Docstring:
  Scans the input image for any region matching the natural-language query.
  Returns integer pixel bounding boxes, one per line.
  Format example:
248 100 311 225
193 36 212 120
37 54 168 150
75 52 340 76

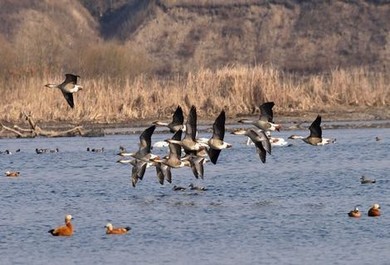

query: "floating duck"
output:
5 171 20 177
173 185 186 191
36 148 59 154
87 147 104 152
368 204 381 217
105 223 131 235
348 207 361 218
360 176 376 184
188 183 208 191
48 215 73 236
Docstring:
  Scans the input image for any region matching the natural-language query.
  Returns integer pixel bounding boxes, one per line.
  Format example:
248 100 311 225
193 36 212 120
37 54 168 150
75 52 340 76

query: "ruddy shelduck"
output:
348 207 361 218
105 223 131 235
5 171 20 177
48 215 74 236
368 204 381 217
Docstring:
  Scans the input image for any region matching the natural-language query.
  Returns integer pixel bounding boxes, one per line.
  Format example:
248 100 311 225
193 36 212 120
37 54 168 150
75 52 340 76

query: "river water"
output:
0 126 389 265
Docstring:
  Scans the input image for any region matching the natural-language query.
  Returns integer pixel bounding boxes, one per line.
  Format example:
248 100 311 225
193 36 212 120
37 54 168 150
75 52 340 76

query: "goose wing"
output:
170 106 184 129
61 91 74 108
185 106 197 141
207 148 221 165
212 110 226 140
138 125 156 156
308 115 322 138
259 102 275 122
64 74 79 85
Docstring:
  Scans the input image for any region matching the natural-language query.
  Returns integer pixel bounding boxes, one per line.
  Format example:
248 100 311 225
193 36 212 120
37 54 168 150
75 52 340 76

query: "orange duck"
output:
105 223 131 235
368 204 381 217
5 171 20 177
348 207 361 218
48 215 74 236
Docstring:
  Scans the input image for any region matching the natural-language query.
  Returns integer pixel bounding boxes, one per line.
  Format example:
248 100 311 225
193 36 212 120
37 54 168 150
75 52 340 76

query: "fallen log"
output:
0 112 85 138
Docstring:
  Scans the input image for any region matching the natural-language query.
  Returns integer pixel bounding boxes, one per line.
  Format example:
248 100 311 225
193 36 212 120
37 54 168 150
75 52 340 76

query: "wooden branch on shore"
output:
0 112 85 138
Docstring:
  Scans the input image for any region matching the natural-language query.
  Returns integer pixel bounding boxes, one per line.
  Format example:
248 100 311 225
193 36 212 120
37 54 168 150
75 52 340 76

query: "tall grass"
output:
1 65 388 124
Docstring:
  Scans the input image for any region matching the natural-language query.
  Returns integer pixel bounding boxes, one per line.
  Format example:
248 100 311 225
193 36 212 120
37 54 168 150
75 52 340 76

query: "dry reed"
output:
1 65 388 124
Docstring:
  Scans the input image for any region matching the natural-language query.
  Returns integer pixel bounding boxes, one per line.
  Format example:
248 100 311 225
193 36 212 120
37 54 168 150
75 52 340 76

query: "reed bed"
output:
1 65 388 124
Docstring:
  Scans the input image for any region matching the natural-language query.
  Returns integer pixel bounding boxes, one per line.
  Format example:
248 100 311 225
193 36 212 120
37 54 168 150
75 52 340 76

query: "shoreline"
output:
1 110 389 139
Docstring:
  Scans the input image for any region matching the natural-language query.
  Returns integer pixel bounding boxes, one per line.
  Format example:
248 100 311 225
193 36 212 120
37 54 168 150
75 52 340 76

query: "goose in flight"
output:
166 105 203 153
288 115 334 146
238 102 281 132
153 105 185 133
45 74 83 108
232 128 271 163
207 110 232 164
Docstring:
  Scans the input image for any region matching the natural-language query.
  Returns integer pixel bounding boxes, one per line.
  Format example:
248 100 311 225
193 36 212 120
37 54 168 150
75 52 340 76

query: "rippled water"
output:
0 127 389 265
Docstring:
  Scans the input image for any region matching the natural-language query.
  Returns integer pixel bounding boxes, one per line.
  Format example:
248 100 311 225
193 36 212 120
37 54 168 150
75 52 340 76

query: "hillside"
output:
0 0 388 76
82 0 390 74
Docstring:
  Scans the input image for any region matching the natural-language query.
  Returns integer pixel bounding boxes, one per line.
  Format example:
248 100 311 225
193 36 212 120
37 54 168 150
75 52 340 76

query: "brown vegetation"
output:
1 66 388 124
0 0 389 125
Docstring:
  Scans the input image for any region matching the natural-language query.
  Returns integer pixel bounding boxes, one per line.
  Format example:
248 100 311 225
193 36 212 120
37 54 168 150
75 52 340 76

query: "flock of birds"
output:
2 73 383 236
115 99 342 189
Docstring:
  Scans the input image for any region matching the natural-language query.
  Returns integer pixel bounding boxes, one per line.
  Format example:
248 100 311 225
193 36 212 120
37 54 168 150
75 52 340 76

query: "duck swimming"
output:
368 204 381 217
348 207 361 218
360 176 376 184
5 171 20 177
48 215 74 236
104 223 131 235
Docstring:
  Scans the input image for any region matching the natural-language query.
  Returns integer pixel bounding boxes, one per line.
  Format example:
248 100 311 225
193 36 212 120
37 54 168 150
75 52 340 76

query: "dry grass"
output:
1 65 389 124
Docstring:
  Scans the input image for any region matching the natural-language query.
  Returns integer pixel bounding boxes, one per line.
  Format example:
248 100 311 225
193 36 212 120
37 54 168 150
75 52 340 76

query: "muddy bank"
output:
1 108 389 139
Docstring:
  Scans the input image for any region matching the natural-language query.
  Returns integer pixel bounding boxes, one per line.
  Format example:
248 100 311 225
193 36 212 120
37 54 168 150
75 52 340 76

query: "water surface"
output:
0 127 389 264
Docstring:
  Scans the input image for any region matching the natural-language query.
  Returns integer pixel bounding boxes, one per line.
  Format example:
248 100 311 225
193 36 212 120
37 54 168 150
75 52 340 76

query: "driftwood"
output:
0 112 85 138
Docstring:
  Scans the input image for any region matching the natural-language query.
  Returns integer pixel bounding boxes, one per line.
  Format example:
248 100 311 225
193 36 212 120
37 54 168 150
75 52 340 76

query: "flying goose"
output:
166 106 203 153
207 110 232 164
48 215 73 236
152 130 190 169
182 154 207 179
288 135 335 145
130 125 157 162
153 105 185 133
288 115 334 146
45 74 83 108
124 125 156 187
232 128 271 163
238 102 281 132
